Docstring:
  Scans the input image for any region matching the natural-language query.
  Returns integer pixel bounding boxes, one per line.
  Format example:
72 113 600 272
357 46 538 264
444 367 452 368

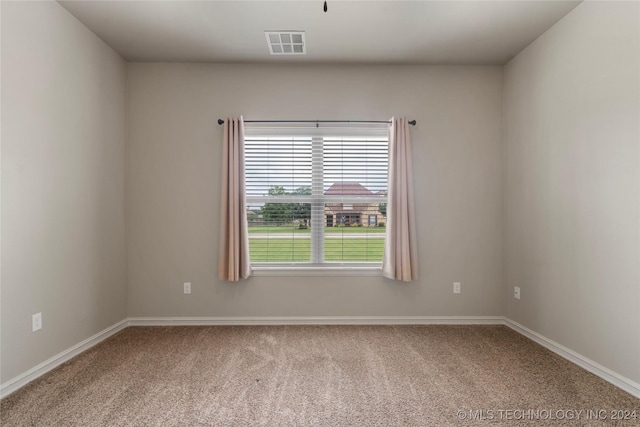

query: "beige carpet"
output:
1 325 638 426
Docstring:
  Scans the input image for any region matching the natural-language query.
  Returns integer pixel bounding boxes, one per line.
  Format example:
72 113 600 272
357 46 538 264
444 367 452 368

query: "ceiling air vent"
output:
265 31 306 55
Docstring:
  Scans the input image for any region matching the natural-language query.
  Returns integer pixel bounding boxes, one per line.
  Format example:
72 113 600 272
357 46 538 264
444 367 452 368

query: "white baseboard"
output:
504 318 640 399
127 315 505 326
0 319 129 399
3 316 638 401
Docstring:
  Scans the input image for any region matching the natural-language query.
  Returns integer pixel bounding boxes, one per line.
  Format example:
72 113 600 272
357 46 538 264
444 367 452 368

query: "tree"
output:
291 186 311 196
290 186 311 227
268 185 287 196
378 191 387 217
260 185 311 226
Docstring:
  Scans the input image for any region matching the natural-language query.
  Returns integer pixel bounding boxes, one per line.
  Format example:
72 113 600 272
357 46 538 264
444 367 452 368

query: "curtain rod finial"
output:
218 119 224 125
408 120 416 126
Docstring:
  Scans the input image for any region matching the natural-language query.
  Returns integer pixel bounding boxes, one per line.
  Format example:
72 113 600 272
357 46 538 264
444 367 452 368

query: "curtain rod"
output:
217 119 416 126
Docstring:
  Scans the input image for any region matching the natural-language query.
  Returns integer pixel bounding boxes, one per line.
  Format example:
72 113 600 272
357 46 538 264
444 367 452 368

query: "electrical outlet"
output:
183 282 191 294
32 312 42 332
453 282 461 294
514 286 521 300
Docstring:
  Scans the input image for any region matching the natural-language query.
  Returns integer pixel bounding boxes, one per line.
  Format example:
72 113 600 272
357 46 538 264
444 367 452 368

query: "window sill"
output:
251 265 383 277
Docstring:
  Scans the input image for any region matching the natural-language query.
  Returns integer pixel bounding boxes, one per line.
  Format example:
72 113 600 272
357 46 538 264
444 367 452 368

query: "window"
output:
244 124 388 270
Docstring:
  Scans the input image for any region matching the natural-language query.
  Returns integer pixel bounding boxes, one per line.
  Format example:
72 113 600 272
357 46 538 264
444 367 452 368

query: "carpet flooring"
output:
1 325 638 426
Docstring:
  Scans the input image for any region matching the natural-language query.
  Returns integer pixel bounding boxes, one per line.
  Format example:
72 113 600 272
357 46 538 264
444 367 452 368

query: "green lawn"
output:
249 238 384 262
248 225 385 234
325 238 384 261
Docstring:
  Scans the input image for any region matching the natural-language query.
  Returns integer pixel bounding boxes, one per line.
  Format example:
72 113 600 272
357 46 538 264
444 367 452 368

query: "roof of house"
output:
324 182 373 196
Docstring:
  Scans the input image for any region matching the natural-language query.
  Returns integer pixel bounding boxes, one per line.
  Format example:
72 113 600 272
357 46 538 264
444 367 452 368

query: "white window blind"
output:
244 125 388 267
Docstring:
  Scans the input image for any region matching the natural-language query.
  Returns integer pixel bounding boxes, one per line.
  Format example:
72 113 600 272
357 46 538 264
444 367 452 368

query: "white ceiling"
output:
58 0 582 65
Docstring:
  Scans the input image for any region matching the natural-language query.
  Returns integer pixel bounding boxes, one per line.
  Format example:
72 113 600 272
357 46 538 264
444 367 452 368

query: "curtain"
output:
219 116 251 281
382 117 418 281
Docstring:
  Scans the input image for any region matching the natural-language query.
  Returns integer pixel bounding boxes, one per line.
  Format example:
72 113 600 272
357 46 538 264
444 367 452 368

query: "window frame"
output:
244 123 388 276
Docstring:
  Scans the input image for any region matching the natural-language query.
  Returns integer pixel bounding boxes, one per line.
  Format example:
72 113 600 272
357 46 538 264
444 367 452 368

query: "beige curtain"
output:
383 117 418 281
219 116 251 281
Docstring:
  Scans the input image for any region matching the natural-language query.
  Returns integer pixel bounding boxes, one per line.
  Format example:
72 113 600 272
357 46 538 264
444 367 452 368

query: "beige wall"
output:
1 2 127 382
126 64 504 318
504 1 640 383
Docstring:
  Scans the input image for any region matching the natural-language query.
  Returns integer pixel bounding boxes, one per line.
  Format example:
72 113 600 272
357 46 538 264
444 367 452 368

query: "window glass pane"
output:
323 137 388 195
245 137 312 198
247 202 311 262
324 203 385 262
